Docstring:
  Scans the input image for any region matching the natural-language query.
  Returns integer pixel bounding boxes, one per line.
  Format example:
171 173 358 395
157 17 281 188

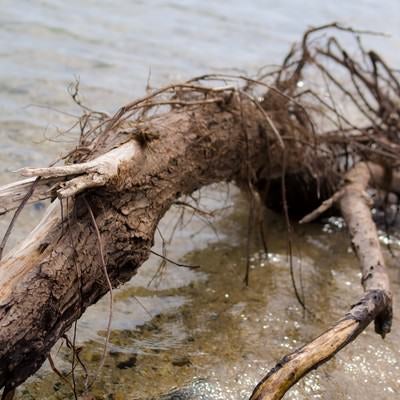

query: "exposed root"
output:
47 354 75 393
250 291 390 400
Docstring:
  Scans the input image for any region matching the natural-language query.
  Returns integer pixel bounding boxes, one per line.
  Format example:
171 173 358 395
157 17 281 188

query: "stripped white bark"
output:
339 163 392 301
0 140 142 302
0 141 142 217
17 141 141 198
0 200 62 303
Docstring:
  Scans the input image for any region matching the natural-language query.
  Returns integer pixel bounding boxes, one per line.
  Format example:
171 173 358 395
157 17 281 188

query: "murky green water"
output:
1 1 400 399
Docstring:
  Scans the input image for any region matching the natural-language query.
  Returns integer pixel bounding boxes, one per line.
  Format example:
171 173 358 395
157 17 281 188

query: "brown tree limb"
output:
249 161 393 400
0 94 290 393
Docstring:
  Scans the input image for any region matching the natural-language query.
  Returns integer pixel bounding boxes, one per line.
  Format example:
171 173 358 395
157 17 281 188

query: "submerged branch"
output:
249 162 393 400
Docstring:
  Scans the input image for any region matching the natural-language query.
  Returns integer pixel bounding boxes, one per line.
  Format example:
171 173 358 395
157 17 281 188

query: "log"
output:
1 24 400 399
0 93 292 393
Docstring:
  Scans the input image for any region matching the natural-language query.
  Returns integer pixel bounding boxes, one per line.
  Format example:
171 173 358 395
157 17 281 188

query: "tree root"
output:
249 162 395 400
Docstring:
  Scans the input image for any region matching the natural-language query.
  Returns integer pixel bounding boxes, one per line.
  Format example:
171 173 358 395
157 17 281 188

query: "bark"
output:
0 94 293 393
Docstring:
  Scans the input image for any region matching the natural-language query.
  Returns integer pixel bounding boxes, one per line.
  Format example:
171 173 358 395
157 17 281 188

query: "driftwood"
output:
249 162 399 400
0 24 400 399
0 93 294 395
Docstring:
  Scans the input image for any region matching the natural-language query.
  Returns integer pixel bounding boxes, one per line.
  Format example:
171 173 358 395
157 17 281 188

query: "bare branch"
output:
250 162 393 400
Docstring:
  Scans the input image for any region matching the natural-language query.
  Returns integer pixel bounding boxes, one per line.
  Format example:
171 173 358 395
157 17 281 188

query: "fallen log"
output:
0 91 296 394
1 24 400 399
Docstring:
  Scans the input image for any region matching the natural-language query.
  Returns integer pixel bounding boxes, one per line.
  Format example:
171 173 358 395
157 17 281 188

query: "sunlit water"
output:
1 1 400 399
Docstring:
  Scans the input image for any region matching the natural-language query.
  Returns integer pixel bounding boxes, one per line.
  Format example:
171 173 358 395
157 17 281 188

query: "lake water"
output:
1 1 400 399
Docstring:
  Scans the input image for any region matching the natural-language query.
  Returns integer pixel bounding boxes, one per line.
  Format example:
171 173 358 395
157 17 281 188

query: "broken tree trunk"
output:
0 93 296 392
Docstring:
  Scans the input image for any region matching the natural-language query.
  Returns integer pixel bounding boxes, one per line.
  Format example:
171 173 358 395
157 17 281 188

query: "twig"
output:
47 354 75 392
149 249 200 269
0 177 41 261
83 197 113 388
299 189 344 224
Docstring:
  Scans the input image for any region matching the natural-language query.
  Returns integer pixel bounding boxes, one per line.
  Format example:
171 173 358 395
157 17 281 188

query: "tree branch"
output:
250 162 393 400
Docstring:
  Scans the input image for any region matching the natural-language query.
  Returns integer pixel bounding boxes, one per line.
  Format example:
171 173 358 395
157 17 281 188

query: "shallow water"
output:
1 1 400 399
16 193 400 400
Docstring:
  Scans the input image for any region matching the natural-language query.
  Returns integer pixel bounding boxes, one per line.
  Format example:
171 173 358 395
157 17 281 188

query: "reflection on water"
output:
1 1 400 399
